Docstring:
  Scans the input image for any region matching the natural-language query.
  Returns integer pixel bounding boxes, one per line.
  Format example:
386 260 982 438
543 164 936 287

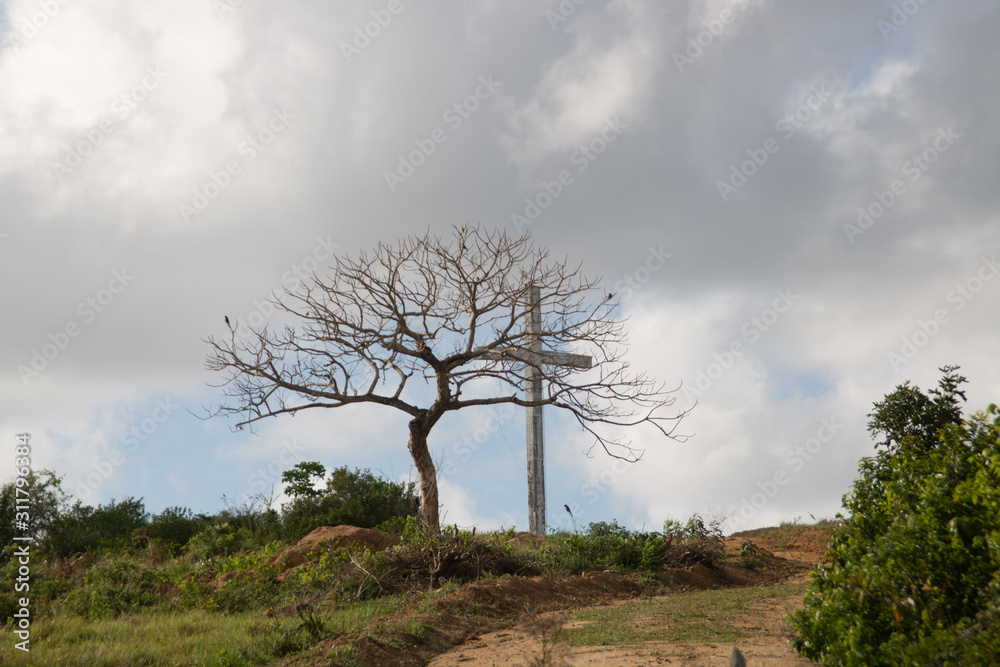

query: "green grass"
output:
560 582 809 648
0 596 410 667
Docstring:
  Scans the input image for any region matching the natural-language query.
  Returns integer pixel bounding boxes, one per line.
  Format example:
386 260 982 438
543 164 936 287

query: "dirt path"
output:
427 530 828 667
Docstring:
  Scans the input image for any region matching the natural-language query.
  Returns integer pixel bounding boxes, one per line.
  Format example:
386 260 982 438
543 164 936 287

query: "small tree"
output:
46 497 149 558
0 469 67 565
206 225 687 532
867 364 967 453
792 369 1000 664
281 461 327 500
281 464 417 539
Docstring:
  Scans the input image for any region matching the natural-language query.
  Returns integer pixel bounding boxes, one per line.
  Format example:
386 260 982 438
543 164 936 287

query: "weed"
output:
523 612 570 666
740 539 764 570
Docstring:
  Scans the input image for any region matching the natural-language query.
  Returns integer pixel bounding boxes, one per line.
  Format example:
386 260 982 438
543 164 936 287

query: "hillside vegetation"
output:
3 365 999 665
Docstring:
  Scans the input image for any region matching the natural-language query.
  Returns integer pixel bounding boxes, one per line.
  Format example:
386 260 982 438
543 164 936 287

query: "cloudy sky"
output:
2 0 998 535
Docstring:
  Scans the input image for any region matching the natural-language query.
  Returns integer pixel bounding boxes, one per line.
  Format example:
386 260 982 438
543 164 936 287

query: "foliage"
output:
60 558 169 618
219 492 284 544
867 364 967 454
46 497 149 558
739 539 763 570
281 461 327 500
185 522 262 561
542 516 723 574
281 465 418 541
146 506 210 556
0 551 74 622
219 541 285 574
792 396 1000 665
0 469 68 565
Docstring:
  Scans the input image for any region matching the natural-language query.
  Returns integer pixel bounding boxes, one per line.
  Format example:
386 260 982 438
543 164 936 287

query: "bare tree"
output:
205 225 687 533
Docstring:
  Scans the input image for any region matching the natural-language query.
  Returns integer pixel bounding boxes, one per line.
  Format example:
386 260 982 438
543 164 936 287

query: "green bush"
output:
792 384 1000 664
61 559 168 618
541 517 722 574
0 548 74 621
185 522 261 561
46 497 149 558
147 506 209 556
281 464 418 541
739 539 763 570
0 469 67 566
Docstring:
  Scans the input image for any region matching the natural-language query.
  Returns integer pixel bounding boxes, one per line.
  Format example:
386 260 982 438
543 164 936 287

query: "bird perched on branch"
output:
224 315 231 328
564 504 573 518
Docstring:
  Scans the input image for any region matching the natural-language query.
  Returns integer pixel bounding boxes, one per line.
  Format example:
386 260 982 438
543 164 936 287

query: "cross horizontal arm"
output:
479 348 593 369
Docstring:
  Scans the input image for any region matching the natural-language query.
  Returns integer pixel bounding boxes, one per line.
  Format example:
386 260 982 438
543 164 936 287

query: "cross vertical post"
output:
479 285 593 537
525 285 545 536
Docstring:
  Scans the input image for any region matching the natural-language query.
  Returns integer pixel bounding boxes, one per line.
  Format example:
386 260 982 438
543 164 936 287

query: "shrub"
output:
541 517 723 574
46 497 149 558
281 464 418 541
739 539 763 570
185 522 261 561
792 396 1000 665
147 506 209 556
0 549 74 622
0 469 67 565
60 559 168 618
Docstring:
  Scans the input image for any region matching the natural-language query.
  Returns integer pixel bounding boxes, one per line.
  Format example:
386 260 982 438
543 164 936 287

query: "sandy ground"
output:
426 530 828 666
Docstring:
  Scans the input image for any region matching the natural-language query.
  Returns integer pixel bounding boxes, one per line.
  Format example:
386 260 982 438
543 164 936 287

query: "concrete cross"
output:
481 285 592 535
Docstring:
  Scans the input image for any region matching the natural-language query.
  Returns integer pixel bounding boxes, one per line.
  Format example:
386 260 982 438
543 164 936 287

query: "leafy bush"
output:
211 574 282 614
739 539 763 570
0 469 67 565
60 559 168 618
792 374 1000 664
541 516 723 574
219 541 286 574
46 497 149 558
185 522 262 561
0 548 74 621
146 506 209 556
281 464 418 541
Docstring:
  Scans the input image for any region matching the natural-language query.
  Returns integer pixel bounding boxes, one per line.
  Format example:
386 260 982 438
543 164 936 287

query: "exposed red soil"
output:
262 525 400 580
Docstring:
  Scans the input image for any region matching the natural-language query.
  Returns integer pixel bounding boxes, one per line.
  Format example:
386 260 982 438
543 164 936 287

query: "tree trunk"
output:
408 418 440 533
